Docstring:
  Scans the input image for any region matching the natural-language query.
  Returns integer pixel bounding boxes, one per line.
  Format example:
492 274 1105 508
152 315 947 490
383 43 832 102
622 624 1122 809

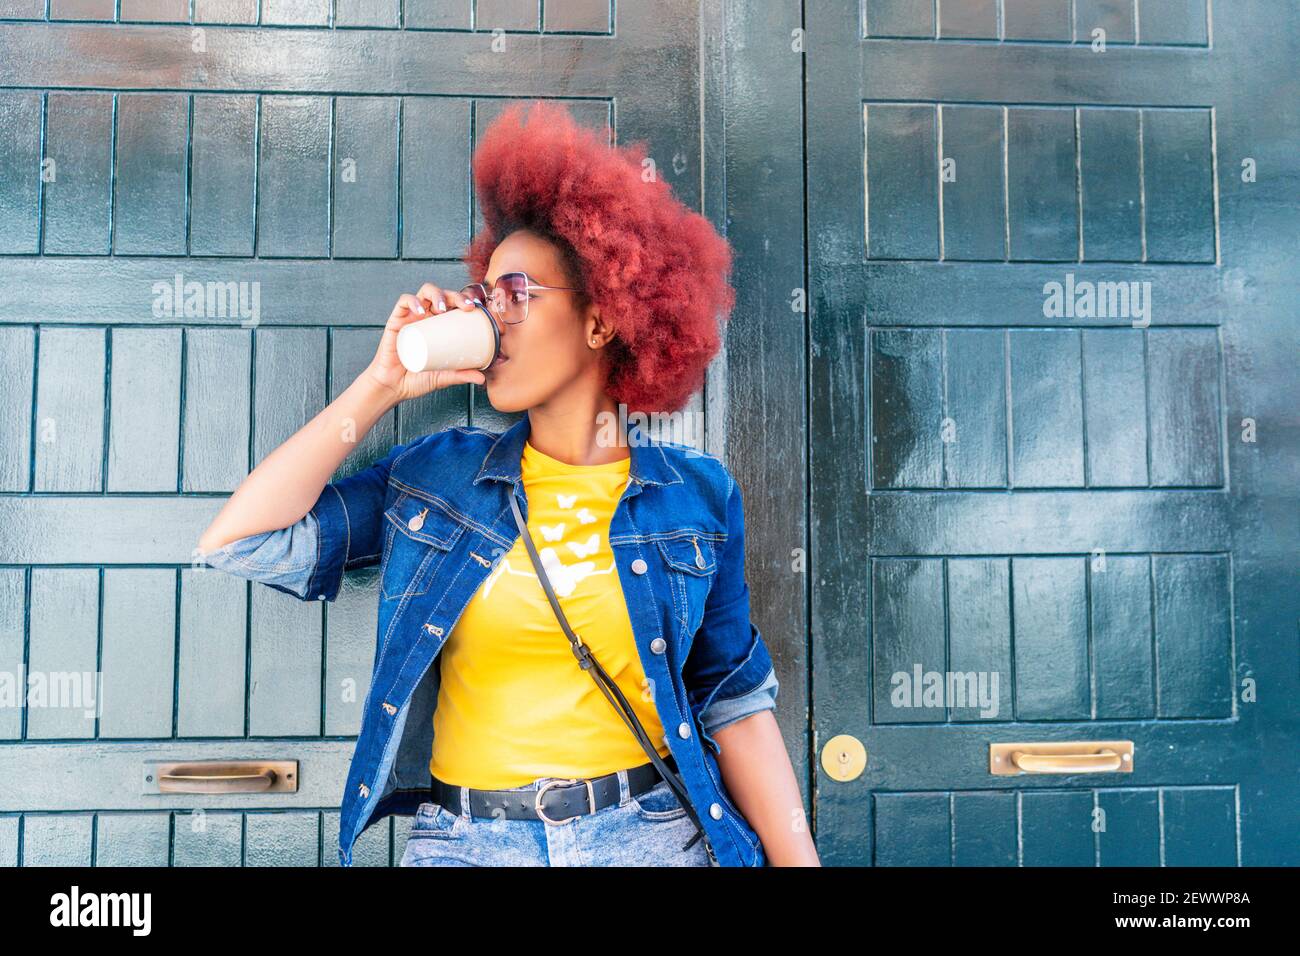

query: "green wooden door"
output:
808 0 1298 865
0 0 731 866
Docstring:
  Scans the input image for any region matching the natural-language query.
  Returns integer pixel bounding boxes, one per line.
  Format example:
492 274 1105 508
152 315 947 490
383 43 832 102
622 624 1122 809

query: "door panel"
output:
810 0 1298 865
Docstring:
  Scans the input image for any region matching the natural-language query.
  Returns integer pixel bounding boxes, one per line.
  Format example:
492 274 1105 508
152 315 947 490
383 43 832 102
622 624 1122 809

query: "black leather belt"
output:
430 755 677 825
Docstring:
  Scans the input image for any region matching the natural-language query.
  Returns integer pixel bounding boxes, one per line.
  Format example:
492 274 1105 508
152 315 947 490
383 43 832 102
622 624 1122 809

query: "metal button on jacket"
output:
631 558 648 574
677 722 691 738
710 803 723 820
650 637 666 654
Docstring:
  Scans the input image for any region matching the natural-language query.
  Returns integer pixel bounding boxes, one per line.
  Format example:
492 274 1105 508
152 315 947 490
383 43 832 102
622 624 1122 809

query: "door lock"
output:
820 734 867 781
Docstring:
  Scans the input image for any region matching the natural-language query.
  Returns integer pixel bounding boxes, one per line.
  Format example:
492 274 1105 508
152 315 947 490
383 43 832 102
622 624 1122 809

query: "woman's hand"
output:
365 282 487 406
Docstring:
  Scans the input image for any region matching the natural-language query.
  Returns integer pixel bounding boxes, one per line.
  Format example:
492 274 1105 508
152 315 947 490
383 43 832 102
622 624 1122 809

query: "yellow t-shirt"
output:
428 438 672 788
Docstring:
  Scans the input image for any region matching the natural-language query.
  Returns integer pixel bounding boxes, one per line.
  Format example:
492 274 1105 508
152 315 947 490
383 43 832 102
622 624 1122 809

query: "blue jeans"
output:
399 770 714 867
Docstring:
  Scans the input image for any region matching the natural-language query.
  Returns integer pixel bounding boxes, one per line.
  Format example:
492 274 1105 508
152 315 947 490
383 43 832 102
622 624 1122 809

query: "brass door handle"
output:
989 741 1133 775
1011 750 1121 773
160 769 276 793
142 760 299 794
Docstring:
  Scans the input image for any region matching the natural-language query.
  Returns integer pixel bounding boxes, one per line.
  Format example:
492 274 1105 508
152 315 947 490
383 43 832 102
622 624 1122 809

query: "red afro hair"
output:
463 100 736 416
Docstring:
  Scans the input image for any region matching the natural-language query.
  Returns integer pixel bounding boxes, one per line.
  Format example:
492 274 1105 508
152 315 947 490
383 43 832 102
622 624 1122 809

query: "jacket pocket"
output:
654 533 719 576
379 492 464 601
654 532 721 652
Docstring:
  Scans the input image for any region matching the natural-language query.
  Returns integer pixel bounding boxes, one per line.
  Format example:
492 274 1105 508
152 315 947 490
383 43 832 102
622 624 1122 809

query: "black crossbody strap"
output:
509 491 715 860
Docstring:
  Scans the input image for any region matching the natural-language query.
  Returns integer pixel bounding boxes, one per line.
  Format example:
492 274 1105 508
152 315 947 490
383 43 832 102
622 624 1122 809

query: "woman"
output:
198 100 817 867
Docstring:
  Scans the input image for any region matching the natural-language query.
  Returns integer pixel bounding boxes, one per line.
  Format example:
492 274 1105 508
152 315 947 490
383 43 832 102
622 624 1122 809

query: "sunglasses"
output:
460 271 581 326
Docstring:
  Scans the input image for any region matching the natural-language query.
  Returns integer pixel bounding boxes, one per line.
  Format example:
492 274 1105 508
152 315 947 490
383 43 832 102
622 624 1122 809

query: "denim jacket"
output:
201 414 780 866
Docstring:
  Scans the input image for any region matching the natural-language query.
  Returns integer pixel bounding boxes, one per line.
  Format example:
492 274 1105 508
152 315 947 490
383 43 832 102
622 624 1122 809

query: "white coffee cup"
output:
396 305 500 373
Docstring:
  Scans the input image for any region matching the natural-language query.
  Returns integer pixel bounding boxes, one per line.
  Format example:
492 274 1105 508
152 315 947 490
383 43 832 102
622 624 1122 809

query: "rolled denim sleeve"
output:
699 666 779 739
200 436 422 602
686 472 780 746
200 512 322 600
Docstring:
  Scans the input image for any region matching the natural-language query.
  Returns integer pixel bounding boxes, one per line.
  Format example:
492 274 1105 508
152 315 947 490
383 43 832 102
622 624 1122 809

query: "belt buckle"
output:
534 778 595 826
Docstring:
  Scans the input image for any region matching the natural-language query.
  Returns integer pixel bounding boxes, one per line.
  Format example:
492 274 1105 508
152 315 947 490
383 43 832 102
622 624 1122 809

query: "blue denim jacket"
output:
201 414 780 866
